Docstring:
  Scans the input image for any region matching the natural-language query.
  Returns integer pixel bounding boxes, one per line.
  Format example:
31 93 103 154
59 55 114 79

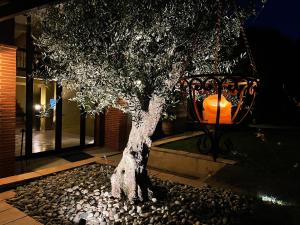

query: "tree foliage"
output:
33 0 247 119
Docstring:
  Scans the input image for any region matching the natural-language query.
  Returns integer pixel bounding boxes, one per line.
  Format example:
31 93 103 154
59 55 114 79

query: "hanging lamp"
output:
180 0 259 160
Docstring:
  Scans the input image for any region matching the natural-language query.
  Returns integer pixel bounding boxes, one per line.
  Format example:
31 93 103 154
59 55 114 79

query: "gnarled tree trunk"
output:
111 95 165 201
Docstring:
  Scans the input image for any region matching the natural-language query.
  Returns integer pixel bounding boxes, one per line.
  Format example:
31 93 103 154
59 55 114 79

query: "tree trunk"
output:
110 95 165 201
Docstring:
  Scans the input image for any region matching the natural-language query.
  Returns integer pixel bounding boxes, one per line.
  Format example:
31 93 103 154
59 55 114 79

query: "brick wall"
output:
105 108 130 151
0 44 16 178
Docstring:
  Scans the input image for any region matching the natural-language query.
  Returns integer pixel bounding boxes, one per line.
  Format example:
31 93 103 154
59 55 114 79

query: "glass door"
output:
61 86 81 148
31 79 56 153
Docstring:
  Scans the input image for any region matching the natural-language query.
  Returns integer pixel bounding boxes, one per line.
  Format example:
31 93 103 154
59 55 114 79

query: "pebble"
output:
151 198 157 203
114 213 119 220
7 164 252 225
87 212 94 218
76 204 82 210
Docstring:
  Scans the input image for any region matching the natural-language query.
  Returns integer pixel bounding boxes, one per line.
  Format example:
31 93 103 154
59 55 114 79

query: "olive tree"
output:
33 0 249 201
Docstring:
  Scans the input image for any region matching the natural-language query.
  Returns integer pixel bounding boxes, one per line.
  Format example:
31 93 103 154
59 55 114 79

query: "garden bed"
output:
157 128 300 173
155 129 300 208
148 132 235 179
8 163 255 225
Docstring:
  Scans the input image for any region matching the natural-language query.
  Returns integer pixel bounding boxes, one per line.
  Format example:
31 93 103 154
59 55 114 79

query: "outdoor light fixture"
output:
203 94 232 124
34 104 41 111
188 76 258 125
179 0 260 160
181 75 259 160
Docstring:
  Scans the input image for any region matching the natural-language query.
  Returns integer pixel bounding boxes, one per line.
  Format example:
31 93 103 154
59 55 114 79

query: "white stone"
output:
113 213 119 220
113 203 119 208
87 212 94 219
76 204 82 210
136 206 142 213
151 198 157 203
102 211 108 217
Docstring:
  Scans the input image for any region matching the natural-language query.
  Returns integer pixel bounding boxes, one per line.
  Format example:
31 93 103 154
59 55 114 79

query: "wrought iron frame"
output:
181 74 258 160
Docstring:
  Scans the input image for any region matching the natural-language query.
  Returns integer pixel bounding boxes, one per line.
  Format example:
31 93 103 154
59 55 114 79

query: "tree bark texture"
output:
110 95 165 201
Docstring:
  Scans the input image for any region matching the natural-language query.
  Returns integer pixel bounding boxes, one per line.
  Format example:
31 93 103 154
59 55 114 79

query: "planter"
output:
161 120 174 135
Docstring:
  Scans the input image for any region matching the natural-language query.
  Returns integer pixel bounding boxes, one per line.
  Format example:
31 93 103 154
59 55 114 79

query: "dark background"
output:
246 0 300 125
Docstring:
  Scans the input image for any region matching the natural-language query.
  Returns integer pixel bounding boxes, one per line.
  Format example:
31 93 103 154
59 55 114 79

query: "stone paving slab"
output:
0 172 41 186
0 201 12 213
0 191 43 225
5 216 43 225
0 191 16 202
0 157 100 188
0 207 26 225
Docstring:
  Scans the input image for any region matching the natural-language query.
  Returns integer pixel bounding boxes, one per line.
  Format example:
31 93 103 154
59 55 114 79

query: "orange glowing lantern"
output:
203 94 232 124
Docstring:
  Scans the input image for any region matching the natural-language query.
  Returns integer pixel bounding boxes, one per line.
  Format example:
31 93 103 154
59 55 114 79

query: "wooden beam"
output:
55 83 62 151
0 0 59 22
80 107 86 148
25 16 33 157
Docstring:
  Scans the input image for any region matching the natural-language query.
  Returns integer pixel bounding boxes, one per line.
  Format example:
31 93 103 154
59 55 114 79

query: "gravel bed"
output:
8 164 254 225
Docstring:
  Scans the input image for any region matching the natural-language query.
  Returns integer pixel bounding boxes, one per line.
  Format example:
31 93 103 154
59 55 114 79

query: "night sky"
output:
248 0 300 40
235 0 300 124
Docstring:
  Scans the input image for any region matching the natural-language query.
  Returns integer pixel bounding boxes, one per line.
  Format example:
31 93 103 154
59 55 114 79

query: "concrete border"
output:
0 157 98 189
152 132 236 165
152 131 204 146
148 132 236 179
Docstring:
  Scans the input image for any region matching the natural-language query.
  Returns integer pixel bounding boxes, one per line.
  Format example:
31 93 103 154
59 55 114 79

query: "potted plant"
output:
161 112 176 135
